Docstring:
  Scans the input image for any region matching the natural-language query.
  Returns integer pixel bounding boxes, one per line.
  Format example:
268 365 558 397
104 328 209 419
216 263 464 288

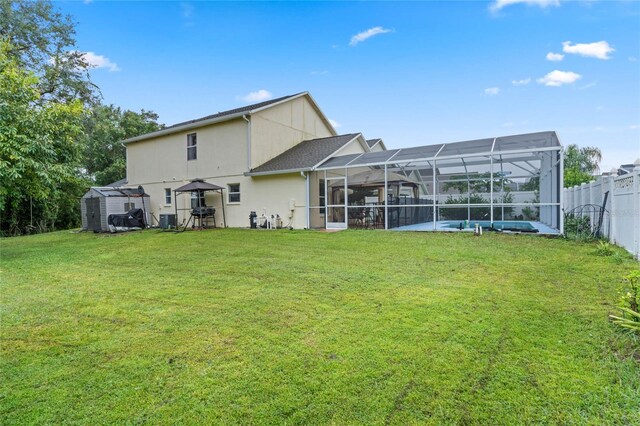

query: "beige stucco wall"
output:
124 95 355 229
126 118 248 185
144 173 306 229
370 142 385 152
250 96 334 169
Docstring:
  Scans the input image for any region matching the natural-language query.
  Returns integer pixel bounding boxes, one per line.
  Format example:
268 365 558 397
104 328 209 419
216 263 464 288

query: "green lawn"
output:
1 229 639 425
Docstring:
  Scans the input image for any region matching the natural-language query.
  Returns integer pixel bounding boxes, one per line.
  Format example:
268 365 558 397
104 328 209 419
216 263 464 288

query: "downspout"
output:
242 115 251 171
303 171 310 229
120 141 128 183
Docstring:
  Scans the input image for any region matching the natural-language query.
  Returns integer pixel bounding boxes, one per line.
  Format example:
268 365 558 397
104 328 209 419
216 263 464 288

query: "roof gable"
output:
249 133 361 175
122 92 332 144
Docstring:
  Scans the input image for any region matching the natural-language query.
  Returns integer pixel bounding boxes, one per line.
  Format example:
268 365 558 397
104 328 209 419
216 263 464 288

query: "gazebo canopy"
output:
174 179 224 193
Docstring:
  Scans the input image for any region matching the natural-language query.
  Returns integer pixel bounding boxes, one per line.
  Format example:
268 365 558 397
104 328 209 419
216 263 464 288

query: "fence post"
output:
609 176 616 244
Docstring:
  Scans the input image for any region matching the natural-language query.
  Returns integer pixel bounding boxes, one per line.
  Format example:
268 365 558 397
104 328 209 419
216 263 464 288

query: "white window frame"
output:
164 188 172 205
228 183 241 204
187 133 197 161
191 191 205 209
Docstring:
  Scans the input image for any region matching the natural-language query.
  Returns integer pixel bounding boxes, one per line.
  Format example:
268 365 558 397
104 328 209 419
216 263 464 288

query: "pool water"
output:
442 220 538 232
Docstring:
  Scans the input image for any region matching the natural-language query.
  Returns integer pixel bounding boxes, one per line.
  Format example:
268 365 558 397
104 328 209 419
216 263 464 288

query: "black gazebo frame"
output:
174 179 227 231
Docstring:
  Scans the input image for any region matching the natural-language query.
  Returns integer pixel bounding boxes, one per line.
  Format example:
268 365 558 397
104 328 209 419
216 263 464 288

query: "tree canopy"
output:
0 0 97 104
563 144 602 188
81 105 163 186
1 1 162 235
0 40 84 233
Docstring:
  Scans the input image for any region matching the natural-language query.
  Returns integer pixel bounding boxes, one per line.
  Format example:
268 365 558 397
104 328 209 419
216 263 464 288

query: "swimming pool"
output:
440 220 538 232
393 220 561 233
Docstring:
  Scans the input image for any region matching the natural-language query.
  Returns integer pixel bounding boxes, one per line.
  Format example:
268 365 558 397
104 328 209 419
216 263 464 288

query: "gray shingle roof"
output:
122 92 311 144
164 92 305 131
250 133 360 174
366 138 382 148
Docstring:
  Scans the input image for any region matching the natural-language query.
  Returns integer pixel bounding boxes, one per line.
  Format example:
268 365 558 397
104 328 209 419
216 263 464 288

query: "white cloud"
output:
630 125 639 130
628 56 637 62
490 0 560 12
579 81 597 90
484 87 500 95
81 51 120 72
537 70 581 86
562 41 614 60
349 26 392 47
546 52 564 61
512 78 531 86
328 119 341 129
238 90 273 103
181 2 194 18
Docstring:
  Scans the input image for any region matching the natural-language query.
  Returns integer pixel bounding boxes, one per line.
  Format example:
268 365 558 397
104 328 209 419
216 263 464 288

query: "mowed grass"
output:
1 229 639 425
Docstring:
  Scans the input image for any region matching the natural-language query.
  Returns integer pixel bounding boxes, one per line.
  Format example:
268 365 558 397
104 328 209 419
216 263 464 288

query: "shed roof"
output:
249 133 361 175
85 187 149 197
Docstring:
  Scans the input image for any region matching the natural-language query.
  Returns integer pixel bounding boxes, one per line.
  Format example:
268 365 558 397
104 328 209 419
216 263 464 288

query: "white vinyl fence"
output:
563 166 640 259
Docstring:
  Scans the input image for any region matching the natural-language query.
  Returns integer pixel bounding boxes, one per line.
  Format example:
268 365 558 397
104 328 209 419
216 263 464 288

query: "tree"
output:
0 0 97 104
0 40 85 235
442 172 511 194
563 144 602 188
81 105 163 186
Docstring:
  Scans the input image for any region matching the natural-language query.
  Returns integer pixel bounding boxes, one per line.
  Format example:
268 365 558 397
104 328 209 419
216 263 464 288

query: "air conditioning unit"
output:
159 214 176 229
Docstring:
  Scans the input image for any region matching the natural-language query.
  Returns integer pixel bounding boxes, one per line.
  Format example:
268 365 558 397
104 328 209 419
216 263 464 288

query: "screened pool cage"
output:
307 131 563 234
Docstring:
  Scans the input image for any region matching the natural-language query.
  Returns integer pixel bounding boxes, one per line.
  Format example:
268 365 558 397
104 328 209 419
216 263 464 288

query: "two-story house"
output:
120 92 382 229
88 91 562 234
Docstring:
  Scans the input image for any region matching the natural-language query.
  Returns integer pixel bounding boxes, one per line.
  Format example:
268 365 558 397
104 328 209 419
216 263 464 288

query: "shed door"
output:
85 198 101 231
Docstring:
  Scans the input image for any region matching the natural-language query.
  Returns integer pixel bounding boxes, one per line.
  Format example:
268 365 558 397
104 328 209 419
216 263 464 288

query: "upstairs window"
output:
228 184 241 203
187 133 197 160
165 188 172 205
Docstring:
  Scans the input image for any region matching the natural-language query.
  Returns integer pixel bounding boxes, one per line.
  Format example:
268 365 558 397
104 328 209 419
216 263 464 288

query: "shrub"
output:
609 270 640 333
564 214 593 240
594 241 614 257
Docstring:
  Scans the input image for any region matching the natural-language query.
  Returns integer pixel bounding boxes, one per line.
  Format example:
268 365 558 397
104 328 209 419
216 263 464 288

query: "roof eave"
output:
244 167 311 177
121 112 247 145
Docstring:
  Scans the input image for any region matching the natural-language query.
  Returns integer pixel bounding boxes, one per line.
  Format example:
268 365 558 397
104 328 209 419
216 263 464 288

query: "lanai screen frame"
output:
311 131 563 232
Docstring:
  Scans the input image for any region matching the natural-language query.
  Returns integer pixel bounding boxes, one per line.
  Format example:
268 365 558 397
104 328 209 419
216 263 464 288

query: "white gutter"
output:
244 167 312 177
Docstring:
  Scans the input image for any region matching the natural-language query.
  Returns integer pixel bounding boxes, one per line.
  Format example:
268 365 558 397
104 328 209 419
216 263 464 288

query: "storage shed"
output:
81 187 150 232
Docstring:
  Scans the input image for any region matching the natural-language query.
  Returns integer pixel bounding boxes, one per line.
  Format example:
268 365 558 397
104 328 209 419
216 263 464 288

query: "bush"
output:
564 214 592 239
594 241 614 257
609 270 640 333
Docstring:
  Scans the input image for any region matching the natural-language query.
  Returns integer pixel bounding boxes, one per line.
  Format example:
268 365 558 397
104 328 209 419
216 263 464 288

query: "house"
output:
122 92 375 229
121 92 563 233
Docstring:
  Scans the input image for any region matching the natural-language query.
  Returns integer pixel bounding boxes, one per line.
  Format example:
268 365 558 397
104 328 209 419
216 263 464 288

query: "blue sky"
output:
60 0 640 171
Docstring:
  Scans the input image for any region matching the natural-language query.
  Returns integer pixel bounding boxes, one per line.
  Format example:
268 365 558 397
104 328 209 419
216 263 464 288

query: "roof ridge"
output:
164 92 306 130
